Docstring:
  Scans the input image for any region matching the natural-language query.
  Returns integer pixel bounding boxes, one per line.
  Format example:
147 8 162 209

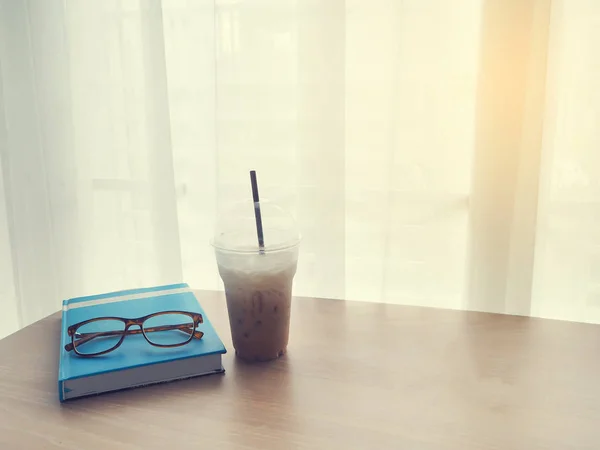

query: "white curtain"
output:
1 0 599 338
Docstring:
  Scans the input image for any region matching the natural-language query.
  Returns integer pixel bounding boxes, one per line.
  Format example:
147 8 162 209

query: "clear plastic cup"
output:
212 200 300 362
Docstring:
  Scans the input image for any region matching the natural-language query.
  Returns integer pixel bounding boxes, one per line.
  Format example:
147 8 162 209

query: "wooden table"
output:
1 290 600 449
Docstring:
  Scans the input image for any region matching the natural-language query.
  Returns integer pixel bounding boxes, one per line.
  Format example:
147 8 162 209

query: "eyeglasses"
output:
64 311 204 357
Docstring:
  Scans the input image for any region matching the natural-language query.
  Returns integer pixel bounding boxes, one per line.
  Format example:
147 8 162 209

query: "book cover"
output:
58 283 226 401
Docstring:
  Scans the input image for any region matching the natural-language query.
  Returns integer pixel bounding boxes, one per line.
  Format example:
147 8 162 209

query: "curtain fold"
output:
531 0 600 323
0 67 19 335
468 0 551 316
1 0 600 337
0 0 72 327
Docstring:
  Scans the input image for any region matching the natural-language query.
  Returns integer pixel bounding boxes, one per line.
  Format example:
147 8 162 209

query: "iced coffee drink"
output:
213 199 300 362
217 258 297 361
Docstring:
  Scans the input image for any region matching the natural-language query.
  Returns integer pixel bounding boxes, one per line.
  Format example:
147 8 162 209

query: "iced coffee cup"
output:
212 199 300 362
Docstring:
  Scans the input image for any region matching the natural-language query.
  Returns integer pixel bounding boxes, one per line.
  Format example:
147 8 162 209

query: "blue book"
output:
58 283 226 401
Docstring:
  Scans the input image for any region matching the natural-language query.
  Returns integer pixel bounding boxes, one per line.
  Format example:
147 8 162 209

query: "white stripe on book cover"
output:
62 287 191 311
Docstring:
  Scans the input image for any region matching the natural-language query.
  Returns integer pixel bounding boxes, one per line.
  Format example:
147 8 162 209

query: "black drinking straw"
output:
250 170 265 253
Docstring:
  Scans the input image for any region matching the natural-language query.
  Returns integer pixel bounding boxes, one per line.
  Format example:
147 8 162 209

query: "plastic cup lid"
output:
212 199 300 253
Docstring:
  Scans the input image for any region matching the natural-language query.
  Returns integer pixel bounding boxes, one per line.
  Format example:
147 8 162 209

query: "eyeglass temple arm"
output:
64 324 203 352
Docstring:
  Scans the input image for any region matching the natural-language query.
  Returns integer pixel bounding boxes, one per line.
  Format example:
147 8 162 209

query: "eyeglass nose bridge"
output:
124 318 141 328
122 321 147 342
124 321 142 331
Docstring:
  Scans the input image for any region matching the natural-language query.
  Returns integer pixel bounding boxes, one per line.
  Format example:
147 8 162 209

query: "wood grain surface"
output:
1 290 600 449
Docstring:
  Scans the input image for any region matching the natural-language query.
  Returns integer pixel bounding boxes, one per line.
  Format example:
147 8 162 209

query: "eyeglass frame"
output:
64 310 204 357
